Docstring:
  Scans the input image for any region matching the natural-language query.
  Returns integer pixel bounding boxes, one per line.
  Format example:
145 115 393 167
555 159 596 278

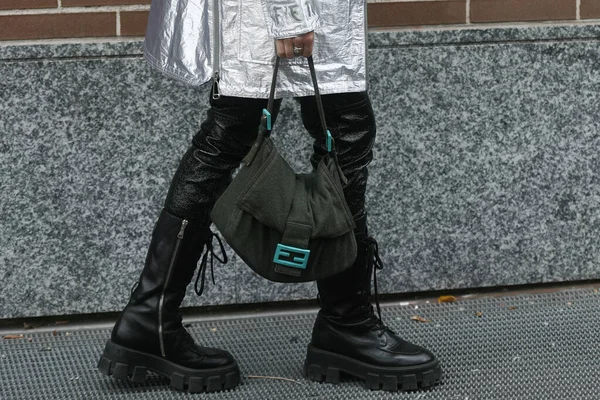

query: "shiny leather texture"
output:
314 215 438 370
165 90 374 223
310 312 437 368
298 91 375 220
111 209 234 369
164 92 283 220
143 0 367 98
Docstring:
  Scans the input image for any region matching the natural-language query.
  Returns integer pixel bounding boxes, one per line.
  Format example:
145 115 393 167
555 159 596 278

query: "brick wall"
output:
0 0 150 40
0 0 598 41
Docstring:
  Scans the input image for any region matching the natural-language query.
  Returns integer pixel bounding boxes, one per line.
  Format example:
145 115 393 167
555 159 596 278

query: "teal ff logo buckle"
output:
273 244 310 270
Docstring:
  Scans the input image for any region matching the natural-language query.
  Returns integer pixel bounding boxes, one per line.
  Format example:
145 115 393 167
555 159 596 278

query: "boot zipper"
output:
212 0 221 100
158 219 188 358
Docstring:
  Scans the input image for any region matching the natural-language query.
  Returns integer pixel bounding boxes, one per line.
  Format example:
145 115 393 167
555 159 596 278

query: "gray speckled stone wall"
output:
2 24 600 319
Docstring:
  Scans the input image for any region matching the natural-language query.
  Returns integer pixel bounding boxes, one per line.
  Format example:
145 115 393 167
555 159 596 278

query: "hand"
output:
275 31 314 59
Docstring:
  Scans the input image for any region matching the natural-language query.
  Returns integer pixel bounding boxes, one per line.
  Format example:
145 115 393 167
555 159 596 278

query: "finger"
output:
292 36 304 57
302 32 314 57
284 39 294 58
275 40 285 58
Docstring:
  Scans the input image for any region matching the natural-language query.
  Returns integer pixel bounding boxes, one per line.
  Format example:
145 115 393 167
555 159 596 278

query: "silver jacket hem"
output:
143 0 368 98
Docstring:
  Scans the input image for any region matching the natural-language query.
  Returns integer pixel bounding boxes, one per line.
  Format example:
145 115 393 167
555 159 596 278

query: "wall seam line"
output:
0 5 150 16
466 0 471 24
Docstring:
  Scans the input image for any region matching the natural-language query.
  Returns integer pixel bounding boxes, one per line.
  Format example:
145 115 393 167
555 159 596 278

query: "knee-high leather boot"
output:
98 209 239 393
299 92 442 391
98 92 282 393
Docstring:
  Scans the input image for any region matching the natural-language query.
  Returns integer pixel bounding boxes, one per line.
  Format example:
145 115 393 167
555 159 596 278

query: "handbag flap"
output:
238 139 354 239
236 138 297 233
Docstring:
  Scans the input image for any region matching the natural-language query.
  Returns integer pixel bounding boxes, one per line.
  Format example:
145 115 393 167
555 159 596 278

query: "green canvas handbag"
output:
210 56 357 283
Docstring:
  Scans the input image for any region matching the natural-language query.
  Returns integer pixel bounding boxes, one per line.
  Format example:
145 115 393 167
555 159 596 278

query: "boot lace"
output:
366 236 396 335
367 236 384 321
194 231 228 296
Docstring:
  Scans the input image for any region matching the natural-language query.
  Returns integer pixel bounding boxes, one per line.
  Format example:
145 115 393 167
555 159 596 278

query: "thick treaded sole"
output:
304 344 442 391
97 340 240 393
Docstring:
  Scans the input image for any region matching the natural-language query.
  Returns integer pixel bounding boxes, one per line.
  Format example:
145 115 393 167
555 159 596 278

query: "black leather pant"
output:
164 90 376 228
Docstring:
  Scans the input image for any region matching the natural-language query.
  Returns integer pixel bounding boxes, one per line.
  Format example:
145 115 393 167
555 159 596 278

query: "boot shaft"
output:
112 209 212 356
316 214 372 319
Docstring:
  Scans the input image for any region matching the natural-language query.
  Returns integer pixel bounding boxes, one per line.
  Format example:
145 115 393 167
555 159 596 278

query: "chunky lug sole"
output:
97 340 240 393
304 344 442 391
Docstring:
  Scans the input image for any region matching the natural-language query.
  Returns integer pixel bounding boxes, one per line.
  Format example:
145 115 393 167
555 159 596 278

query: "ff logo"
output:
273 244 310 270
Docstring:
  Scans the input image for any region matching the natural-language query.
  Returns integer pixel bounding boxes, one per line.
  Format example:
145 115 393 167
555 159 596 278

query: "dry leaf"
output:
52 330 57 337
475 312 483 317
438 295 457 304
3 335 24 340
508 306 517 310
411 316 430 323
210 327 217 333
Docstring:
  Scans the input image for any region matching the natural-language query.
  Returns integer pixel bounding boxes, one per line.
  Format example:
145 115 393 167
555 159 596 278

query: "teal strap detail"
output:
263 109 272 131
326 130 333 152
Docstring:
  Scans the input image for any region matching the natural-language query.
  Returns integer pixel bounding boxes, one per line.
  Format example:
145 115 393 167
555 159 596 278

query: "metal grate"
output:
2 289 600 399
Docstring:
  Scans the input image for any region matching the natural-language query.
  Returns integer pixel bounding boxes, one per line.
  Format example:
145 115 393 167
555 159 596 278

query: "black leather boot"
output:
98 209 240 393
305 216 442 391
98 91 281 393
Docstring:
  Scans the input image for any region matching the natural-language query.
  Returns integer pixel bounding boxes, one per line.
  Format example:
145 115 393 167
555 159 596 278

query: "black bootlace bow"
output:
367 236 385 322
194 231 228 296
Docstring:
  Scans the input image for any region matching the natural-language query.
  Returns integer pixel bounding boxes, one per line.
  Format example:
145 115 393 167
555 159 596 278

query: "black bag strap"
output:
262 56 335 153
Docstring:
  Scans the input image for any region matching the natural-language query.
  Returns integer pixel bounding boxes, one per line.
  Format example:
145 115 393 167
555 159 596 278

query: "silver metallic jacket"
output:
143 0 368 98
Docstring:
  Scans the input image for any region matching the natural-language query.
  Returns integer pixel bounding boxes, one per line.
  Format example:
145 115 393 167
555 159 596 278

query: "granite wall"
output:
2 24 600 319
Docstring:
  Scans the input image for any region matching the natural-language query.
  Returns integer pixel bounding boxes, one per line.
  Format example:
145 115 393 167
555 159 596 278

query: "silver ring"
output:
293 46 303 55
